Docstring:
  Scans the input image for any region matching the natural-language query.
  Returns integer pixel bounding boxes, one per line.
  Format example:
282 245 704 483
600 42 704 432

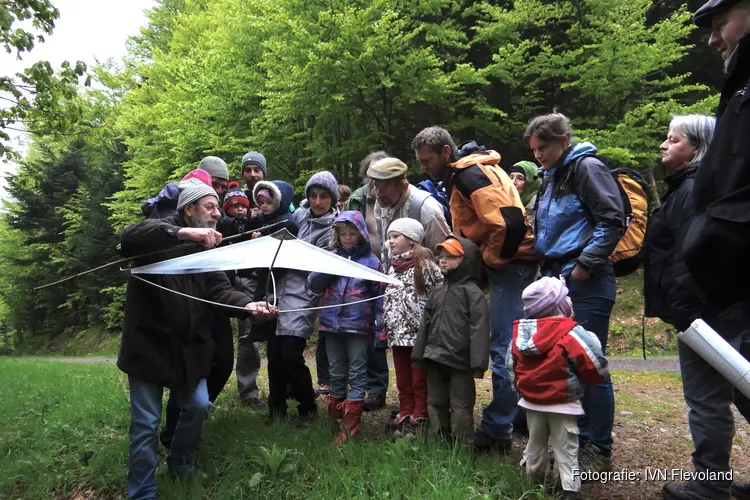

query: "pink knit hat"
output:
256 189 272 201
522 277 573 319
182 168 212 187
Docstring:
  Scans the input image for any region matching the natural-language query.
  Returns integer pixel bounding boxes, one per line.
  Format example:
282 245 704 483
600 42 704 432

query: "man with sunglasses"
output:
119 178 277 500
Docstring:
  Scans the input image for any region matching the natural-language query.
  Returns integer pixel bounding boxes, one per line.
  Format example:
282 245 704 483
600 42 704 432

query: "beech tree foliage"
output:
0 0 719 345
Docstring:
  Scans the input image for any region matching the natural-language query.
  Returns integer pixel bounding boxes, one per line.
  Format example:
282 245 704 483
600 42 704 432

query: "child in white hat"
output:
383 218 443 440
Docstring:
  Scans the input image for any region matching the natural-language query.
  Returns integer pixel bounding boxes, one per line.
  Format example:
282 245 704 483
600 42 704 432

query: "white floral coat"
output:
384 255 443 347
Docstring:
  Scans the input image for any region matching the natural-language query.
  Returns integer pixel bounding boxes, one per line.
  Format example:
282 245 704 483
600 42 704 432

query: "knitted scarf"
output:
391 251 415 273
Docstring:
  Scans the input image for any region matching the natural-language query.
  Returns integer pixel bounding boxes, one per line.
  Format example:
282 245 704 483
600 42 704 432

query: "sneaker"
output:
661 481 711 499
363 394 386 412
241 397 266 410
316 384 331 396
578 442 612 475
473 430 512 453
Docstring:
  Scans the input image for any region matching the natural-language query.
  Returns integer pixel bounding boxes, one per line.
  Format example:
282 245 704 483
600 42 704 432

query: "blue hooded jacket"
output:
534 142 625 276
141 182 180 219
308 211 385 341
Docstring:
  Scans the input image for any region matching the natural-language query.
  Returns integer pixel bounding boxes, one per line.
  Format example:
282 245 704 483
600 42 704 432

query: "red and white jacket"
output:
506 317 609 405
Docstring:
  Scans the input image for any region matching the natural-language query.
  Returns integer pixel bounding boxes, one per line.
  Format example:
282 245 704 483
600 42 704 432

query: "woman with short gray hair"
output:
659 114 716 170
645 113 715 329
643 115 716 446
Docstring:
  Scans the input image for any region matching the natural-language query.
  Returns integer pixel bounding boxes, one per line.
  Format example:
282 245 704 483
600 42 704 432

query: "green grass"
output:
608 272 678 357
0 359 546 500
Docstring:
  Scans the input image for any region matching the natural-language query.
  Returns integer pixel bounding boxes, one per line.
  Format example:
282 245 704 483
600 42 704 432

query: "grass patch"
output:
609 273 678 357
0 359 546 499
612 371 684 424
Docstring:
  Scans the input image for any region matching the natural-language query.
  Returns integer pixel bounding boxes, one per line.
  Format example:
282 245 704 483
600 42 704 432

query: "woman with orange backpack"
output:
524 112 625 474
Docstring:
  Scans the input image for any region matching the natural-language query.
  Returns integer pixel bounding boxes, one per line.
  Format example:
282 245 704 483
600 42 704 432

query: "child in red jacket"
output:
507 277 609 499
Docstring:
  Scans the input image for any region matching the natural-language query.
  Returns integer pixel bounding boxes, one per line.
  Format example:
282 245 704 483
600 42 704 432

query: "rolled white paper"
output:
678 319 750 399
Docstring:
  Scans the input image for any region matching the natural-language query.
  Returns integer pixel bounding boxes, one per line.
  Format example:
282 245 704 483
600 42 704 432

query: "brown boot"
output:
334 399 365 446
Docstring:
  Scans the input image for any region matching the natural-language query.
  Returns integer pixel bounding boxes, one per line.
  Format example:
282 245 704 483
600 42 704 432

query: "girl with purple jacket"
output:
308 211 384 445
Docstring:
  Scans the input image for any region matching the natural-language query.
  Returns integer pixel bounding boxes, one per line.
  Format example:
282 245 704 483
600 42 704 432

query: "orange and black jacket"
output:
448 150 535 270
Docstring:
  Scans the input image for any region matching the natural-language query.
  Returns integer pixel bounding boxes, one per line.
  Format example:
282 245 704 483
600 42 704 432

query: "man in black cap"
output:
662 2 750 499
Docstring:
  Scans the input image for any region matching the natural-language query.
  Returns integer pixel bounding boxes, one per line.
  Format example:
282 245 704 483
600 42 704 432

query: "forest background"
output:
0 0 722 351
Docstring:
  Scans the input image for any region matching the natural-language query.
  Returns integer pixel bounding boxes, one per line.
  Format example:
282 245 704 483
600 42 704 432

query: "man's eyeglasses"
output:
196 202 220 213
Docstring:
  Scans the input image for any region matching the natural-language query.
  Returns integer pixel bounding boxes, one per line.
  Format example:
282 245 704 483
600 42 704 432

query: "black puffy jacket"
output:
643 167 704 331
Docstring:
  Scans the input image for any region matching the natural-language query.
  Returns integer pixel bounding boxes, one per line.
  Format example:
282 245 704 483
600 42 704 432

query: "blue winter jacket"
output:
534 142 625 276
308 211 385 340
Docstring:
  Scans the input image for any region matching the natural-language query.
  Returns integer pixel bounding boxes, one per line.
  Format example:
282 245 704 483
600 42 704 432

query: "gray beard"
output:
188 213 217 229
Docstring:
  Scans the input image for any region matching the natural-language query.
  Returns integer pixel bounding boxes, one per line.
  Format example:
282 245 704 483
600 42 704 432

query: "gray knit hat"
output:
305 171 339 205
177 178 219 212
241 151 268 178
387 218 425 244
198 156 229 181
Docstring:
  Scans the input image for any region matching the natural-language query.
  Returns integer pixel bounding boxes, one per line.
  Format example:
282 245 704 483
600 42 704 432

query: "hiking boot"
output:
297 411 317 428
390 413 412 440
394 419 417 441
363 394 386 412
473 430 512 454
240 397 266 410
316 384 331 396
265 403 288 425
732 482 750 500
388 412 412 431
334 399 365 446
578 442 612 476
662 481 713 499
406 417 428 440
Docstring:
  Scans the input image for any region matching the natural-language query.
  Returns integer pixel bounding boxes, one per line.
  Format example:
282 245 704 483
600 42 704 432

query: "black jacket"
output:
117 216 252 388
643 167 704 331
412 237 490 374
684 34 750 310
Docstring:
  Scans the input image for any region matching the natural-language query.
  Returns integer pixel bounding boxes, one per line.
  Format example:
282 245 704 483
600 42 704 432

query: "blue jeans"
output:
324 332 370 401
478 262 538 440
566 269 616 457
128 376 212 500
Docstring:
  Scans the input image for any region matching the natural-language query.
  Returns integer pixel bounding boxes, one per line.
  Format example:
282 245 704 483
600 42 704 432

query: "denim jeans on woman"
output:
324 332 370 400
477 261 538 441
128 376 212 500
564 266 616 457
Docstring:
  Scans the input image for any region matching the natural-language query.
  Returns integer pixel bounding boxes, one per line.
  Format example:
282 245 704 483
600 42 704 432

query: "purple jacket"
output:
141 182 180 219
308 211 384 342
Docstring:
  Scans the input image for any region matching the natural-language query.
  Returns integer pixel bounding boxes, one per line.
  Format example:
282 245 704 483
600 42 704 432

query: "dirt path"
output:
26 355 681 372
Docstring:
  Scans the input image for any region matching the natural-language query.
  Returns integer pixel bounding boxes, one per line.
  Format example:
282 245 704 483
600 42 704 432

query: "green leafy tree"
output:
1 0 88 159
